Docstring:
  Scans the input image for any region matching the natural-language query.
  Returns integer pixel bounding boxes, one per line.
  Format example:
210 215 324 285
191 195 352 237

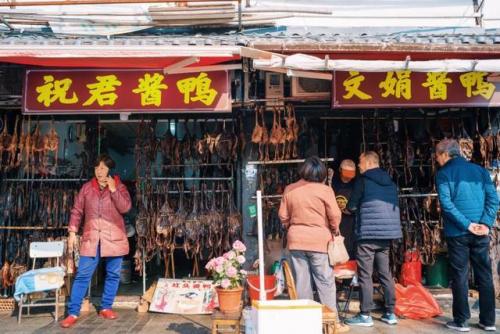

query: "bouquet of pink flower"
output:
205 240 248 289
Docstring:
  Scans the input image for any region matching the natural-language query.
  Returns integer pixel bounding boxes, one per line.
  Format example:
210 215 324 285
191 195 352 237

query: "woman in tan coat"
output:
279 156 348 332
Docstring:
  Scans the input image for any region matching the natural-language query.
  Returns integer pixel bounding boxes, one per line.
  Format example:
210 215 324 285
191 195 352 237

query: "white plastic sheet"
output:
254 53 500 73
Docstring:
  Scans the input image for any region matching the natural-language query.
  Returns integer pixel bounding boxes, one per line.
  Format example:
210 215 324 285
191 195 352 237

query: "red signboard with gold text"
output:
333 71 500 108
23 69 231 114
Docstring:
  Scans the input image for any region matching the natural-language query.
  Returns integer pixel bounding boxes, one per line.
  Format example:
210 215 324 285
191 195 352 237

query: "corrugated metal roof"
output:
244 27 500 53
0 27 499 53
242 27 500 43
0 31 245 47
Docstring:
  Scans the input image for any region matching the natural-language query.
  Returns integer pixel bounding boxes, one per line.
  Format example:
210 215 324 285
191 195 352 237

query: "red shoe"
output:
99 309 118 320
60 315 78 328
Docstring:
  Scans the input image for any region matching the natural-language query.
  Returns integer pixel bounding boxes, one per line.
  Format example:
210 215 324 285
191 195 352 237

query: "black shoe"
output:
446 321 470 332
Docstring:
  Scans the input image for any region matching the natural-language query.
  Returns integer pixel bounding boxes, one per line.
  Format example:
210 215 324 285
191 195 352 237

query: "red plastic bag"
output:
399 250 422 286
395 281 443 319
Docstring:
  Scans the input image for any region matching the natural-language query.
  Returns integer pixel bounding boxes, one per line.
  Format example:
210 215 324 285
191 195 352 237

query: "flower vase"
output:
216 286 243 312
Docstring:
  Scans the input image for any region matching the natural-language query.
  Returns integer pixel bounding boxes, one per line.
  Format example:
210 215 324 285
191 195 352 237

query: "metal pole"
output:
247 157 334 166
238 0 242 31
2 178 86 182
150 177 233 181
0 0 234 6
256 190 266 301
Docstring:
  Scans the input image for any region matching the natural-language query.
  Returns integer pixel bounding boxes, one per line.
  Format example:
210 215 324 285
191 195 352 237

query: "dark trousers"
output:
447 234 496 326
356 240 395 315
340 216 356 259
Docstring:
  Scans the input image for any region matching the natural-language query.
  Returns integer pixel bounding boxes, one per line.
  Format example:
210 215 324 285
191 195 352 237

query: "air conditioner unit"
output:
265 72 283 106
291 76 331 99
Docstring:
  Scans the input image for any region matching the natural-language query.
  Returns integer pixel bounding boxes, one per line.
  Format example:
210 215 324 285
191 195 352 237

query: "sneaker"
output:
478 323 497 332
446 321 470 332
345 313 374 327
381 313 398 325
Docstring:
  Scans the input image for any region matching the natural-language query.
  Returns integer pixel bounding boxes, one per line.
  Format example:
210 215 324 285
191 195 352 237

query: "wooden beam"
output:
167 63 241 74
149 4 234 12
163 57 200 74
240 46 285 60
254 66 332 80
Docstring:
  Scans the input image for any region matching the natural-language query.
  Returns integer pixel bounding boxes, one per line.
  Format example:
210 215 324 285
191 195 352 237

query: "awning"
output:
254 53 500 75
0 45 242 69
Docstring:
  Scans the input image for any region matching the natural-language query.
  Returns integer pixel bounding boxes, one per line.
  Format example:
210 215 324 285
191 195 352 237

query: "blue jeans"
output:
447 234 495 326
289 250 337 314
68 245 123 316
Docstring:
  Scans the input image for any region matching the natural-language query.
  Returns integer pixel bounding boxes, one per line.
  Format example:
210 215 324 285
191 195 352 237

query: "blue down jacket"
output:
436 157 499 237
347 168 402 241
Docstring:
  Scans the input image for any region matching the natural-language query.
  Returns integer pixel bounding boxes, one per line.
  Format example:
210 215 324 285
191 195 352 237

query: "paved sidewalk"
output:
1 298 498 334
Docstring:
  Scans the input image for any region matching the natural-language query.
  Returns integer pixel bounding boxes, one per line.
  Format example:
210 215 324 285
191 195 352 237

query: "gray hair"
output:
435 139 461 158
340 159 356 170
361 151 380 166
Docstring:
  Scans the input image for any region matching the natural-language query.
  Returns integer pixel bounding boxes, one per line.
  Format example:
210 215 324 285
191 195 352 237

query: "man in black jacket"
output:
345 151 402 327
332 159 357 259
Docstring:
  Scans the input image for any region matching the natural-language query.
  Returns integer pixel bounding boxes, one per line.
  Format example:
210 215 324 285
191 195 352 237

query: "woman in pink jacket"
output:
61 154 132 328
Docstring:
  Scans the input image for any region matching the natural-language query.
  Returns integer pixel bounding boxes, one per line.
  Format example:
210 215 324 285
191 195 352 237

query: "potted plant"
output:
205 240 248 312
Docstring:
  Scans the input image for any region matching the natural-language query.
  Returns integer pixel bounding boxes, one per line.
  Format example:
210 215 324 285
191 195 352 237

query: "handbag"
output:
328 235 350 266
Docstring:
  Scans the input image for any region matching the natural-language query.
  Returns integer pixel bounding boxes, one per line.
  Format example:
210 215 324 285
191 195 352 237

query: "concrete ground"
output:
0 297 499 334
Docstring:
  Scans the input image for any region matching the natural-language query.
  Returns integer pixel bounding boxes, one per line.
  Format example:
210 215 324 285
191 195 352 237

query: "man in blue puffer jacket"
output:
345 151 402 327
435 139 498 333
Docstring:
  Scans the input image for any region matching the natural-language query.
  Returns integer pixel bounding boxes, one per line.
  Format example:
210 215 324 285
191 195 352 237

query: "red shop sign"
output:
333 71 500 108
23 69 231 114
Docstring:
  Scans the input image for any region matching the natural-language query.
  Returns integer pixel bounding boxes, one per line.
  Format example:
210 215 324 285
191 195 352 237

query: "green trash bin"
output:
425 254 449 288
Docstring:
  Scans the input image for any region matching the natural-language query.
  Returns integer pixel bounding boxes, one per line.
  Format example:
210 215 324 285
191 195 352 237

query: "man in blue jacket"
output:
435 139 498 332
345 151 402 327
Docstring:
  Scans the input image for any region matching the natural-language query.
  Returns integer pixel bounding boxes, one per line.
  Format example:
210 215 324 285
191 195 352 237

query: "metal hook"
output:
404 56 411 70
471 60 478 71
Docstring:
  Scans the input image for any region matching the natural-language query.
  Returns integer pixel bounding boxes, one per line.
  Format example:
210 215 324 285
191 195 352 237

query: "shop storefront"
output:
0 40 253 309
1 28 499 314
241 36 500 298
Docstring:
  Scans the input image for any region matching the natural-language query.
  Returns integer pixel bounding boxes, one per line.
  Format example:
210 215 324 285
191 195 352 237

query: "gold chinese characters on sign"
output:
334 70 498 107
33 71 220 108
341 71 495 101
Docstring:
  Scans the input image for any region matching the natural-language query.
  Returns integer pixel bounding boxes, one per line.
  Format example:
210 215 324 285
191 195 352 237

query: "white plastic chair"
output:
17 241 65 324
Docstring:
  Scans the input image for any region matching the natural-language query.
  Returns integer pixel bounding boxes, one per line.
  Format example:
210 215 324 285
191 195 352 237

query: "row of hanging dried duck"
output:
251 104 300 161
134 118 243 169
0 181 80 229
358 111 500 275
0 116 60 174
362 113 500 190
133 181 242 278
